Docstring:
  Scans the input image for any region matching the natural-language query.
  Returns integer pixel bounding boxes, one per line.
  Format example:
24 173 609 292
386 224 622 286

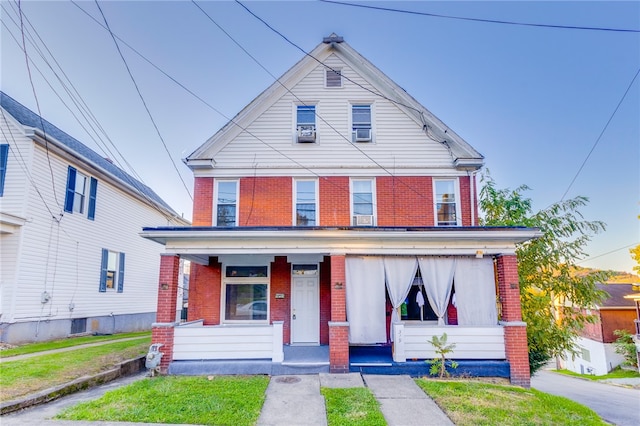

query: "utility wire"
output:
319 0 640 33
576 242 639 264
1 9 179 222
93 0 193 201
17 0 61 211
560 67 640 201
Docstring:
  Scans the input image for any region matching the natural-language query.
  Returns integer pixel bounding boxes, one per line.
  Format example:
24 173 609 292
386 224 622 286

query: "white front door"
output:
291 275 319 345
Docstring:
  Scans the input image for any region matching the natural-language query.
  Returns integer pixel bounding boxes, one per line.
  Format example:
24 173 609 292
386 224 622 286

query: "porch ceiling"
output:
140 226 541 262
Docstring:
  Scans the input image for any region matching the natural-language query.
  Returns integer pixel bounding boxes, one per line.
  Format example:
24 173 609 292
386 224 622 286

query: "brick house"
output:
142 35 539 387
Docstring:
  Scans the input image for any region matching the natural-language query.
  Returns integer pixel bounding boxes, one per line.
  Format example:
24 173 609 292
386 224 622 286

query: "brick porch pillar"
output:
497 254 530 388
329 254 349 373
151 254 180 374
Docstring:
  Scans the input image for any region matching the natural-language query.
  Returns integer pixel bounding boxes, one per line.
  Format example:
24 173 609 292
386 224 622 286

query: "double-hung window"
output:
294 179 317 226
64 166 98 220
0 144 8 196
215 180 238 226
223 266 269 322
99 249 124 293
352 104 372 142
434 179 459 226
351 178 375 226
296 105 316 143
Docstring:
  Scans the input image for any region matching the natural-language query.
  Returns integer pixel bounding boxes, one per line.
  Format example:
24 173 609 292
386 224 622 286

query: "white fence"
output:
392 323 506 362
172 320 284 362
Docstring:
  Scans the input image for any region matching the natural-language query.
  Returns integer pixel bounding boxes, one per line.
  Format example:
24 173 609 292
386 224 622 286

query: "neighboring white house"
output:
0 92 189 344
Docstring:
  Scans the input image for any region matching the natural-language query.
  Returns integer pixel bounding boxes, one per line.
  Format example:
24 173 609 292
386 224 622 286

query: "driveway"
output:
531 370 640 426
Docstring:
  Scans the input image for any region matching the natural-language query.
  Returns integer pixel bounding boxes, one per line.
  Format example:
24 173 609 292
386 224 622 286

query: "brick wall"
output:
496 254 531 387
239 177 292 226
193 177 213 226
459 175 472 226
329 255 349 372
329 324 349 373
376 176 433 226
152 254 180 372
270 256 291 343
319 177 351 226
187 259 221 325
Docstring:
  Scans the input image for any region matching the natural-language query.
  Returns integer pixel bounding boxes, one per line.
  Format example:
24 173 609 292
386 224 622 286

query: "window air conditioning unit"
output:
354 215 374 226
354 128 372 142
297 125 316 143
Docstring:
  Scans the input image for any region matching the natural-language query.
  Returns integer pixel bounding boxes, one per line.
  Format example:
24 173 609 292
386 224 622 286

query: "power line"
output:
560 67 640 201
577 242 639 264
1 8 180 222
17 0 61 211
319 0 640 33
93 0 193 201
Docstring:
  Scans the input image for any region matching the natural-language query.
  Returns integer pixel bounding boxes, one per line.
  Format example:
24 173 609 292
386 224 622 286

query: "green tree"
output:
479 172 610 374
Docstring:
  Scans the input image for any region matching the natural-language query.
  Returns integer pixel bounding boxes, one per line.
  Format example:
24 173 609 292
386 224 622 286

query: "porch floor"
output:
168 344 510 378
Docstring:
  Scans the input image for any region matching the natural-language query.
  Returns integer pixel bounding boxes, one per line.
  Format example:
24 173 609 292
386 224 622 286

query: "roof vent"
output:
323 34 344 44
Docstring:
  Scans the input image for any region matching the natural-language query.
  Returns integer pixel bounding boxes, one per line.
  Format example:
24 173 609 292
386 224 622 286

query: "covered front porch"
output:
141 226 539 386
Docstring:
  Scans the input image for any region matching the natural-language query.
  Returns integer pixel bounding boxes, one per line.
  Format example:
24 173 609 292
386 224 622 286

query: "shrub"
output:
613 329 638 367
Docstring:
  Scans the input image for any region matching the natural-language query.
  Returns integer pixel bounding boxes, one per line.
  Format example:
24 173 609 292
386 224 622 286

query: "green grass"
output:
0 337 150 402
555 367 640 381
0 331 150 358
56 376 269 426
321 387 386 426
416 379 607 425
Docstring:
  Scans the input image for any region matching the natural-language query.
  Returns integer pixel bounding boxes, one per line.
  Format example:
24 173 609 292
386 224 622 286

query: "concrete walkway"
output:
258 373 453 426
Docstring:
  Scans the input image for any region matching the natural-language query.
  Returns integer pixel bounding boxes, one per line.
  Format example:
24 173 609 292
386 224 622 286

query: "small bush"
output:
613 329 638 367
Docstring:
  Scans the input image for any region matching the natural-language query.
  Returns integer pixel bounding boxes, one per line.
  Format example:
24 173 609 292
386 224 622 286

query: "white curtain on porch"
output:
346 256 386 344
454 257 498 326
383 257 419 327
418 256 456 325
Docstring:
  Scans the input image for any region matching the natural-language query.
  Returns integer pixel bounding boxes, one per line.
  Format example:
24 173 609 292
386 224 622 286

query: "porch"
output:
167 320 509 378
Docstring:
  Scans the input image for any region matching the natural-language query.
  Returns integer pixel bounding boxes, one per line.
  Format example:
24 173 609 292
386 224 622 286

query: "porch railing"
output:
392 323 506 362
172 320 284 362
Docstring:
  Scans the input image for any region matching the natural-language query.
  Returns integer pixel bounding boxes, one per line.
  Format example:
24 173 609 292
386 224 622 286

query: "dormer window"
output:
296 105 316 143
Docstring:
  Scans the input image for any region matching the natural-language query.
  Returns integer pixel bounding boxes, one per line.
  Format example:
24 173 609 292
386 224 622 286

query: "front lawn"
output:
56 376 269 426
416 379 607 425
0 337 150 402
555 367 640 381
321 387 386 426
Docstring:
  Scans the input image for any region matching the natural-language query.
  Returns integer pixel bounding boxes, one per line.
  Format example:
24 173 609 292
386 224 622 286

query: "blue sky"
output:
2 1 639 273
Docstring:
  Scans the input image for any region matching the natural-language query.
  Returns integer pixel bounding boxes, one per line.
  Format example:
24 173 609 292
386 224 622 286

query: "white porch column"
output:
272 321 284 362
392 322 406 362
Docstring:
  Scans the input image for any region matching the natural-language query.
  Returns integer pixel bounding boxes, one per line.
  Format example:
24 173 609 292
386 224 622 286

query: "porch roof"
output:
140 226 541 264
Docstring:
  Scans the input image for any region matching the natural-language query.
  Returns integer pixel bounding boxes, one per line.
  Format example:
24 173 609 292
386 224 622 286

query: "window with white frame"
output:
325 68 342 88
352 104 372 142
294 179 317 226
434 179 459 226
215 180 238 226
351 178 375 226
64 166 98 220
99 249 124 293
296 105 316 143
223 266 269 322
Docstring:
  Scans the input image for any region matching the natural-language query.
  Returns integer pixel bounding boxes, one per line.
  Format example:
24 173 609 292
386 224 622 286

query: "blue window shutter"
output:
117 252 125 293
64 166 76 213
99 248 108 292
88 177 98 220
0 144 8 197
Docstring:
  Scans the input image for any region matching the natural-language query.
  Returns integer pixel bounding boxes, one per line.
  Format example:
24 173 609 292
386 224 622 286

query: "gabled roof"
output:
185 35 483 171
1 91 183 219
596 283 637 309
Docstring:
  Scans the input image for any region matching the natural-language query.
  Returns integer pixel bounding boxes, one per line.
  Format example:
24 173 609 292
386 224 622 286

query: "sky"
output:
1 1 639 273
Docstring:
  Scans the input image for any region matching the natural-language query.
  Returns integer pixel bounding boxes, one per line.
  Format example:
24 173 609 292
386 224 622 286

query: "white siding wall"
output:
562 337 625 375
208 54 455 176
1 117 182 329
0 112 34 321
402 325 506 360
